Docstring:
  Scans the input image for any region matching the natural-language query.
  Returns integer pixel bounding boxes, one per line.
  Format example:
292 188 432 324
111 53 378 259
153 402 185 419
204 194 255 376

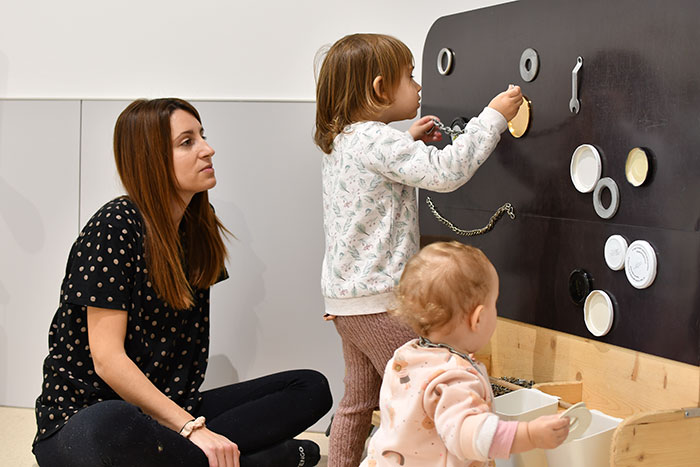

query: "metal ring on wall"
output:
519 48 539 82
593 177 620 219
437 48 454 75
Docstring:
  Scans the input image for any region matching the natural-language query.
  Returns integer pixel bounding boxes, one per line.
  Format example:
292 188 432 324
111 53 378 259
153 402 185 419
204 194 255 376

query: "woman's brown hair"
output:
114 98 229 310
314 33 414 154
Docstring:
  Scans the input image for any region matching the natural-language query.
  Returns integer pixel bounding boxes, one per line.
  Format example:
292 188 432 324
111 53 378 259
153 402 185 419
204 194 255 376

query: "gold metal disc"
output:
508 96 531 138
625 147 650 186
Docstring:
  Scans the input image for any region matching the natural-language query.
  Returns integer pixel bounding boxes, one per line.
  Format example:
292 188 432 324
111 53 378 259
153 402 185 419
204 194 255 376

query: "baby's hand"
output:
527 414 570 449
409 115 443 143
488 85 523 122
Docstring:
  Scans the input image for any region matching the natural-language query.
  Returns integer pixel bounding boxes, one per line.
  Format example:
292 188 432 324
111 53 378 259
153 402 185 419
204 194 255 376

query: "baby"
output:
361 241 569 466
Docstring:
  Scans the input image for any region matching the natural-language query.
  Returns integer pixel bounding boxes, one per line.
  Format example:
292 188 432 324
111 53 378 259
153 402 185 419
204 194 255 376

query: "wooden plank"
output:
486 318 699 419
611 409 700 466
532 381 582 406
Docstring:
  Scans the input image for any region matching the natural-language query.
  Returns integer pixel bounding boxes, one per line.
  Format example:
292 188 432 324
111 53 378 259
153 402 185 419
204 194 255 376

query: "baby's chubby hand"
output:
488 85 523 122
527 414 570 449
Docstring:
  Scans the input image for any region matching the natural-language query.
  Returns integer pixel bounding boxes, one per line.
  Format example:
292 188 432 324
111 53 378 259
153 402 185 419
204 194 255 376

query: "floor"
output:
1 406 40 467
0 406 329 467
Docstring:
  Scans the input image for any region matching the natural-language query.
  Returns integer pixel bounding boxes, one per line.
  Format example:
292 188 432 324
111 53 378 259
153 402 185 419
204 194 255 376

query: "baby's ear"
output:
468 305 484 331
373 76 388 101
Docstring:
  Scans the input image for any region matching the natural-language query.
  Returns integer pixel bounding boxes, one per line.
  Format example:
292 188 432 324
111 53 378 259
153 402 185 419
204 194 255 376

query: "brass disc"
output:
508 96 531 138
625 147 650 186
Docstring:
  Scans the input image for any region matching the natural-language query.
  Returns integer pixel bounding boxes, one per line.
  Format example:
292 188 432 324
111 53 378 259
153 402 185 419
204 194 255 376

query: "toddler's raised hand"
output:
527 414 570 449
488 85 523 122
409 115 443 143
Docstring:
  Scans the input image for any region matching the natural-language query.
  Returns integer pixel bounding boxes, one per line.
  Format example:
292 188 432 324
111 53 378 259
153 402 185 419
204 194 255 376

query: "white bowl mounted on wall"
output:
570 144 602 193
584 290 614 337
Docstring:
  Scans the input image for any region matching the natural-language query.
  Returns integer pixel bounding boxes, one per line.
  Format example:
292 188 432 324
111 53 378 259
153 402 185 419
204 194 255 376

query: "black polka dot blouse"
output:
34 197 216 444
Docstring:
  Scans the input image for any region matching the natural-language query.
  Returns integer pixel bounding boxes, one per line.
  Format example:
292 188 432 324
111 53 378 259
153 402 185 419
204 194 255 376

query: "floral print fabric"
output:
321 108 506 313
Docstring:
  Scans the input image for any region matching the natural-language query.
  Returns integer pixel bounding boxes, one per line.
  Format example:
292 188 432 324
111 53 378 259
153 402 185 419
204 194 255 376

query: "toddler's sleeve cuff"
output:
478 107 508 134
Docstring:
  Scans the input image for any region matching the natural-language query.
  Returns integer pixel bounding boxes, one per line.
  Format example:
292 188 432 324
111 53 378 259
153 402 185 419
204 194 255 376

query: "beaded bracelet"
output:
179 416 206 438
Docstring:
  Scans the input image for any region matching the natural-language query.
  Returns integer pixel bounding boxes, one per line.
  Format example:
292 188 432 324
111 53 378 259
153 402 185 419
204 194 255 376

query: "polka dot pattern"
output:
34 198 212 444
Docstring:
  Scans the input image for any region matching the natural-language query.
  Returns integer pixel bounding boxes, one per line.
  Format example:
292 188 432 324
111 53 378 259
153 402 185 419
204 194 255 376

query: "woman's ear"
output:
373 76 388 101
468 304 484 331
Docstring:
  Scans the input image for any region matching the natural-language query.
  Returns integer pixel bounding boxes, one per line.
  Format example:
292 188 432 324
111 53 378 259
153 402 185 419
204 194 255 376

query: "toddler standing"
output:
313 33 523 466
361 241 570 466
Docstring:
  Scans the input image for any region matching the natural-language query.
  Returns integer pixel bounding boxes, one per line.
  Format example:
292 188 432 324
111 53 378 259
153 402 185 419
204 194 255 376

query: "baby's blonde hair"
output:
314 33 414 154
390 241 494 336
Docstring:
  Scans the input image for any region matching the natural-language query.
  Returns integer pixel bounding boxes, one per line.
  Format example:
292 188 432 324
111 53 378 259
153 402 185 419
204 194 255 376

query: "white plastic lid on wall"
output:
584 290 614 337
604 234 628 270
624 240 657 289
570 144 602 193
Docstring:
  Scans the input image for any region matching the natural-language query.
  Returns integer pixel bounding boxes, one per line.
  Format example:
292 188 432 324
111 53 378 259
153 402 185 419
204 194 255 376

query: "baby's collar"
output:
417 336 483 377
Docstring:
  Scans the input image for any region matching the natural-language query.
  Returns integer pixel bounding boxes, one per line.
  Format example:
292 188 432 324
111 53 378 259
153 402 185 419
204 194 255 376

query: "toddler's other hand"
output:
527 414 570 449
409 115 443 143
488 85 523 122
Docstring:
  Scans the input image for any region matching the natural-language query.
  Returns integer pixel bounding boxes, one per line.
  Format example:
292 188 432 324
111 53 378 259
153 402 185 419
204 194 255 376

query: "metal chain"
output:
417 337 485 379
428 118 465 138
425 196 515 236
426 117 515 236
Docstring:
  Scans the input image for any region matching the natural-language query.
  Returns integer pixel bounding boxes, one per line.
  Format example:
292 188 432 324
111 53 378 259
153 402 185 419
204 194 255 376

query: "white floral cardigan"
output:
321 107 507 316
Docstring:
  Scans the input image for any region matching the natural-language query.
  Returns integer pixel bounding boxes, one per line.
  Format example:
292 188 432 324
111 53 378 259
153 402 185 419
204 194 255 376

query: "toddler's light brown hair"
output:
314 33 414 154
390 241 493 336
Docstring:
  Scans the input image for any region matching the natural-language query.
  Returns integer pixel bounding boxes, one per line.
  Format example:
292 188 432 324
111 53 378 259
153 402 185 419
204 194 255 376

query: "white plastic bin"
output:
545 409 622 467
493 389 559 467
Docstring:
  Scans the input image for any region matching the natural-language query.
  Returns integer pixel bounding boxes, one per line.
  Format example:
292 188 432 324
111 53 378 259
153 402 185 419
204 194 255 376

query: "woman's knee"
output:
300 370 333 409
285 369 333 421
34 401 147 467
67 400 156 447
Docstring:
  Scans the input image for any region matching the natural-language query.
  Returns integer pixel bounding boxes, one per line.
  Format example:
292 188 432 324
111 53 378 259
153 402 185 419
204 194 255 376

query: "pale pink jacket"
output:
360 339 517 467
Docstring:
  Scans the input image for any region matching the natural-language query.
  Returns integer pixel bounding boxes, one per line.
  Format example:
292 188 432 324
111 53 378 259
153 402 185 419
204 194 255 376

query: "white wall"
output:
0 0 512 100
0 0 514 435
0 101 81 404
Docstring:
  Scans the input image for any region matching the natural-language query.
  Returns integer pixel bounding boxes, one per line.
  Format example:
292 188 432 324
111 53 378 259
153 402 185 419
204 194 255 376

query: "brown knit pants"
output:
328 312 416 467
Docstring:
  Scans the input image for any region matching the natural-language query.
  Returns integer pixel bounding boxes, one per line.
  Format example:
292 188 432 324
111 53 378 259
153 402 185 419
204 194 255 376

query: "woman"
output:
33 98 332 467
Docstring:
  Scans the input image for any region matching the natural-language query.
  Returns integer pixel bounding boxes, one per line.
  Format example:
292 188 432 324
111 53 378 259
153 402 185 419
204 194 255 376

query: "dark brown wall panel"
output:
419 0 700 365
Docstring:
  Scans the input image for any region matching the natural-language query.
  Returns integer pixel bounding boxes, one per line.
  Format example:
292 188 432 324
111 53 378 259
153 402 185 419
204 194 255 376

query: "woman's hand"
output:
488 85 523 122
527 414 570 449
409 115 443 143
189 427 240 467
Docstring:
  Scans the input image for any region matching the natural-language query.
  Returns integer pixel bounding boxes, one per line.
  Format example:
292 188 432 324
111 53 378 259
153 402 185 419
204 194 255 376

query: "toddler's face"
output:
388 66 422 122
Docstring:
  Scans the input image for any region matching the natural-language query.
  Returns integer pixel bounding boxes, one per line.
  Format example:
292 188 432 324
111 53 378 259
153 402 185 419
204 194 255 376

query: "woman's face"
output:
170 109 216 204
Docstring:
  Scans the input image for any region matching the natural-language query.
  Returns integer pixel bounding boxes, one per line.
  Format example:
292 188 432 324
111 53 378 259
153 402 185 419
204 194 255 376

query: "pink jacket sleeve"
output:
422 368 496 461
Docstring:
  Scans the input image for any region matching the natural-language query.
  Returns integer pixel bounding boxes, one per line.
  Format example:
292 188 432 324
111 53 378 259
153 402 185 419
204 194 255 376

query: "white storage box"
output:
545 409 622 467
494 389 559 467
